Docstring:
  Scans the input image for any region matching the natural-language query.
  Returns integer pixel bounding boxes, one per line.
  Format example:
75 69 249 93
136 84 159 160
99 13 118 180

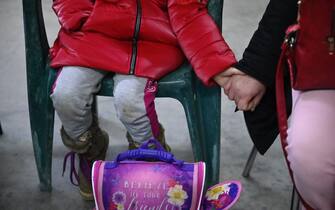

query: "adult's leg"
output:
286 89 335 210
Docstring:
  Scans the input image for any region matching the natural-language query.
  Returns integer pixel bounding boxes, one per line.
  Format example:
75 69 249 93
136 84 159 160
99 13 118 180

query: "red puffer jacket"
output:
50 0 236 85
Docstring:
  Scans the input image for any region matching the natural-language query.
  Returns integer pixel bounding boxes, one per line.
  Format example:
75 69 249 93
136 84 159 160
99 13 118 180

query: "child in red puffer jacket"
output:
50 0 236 200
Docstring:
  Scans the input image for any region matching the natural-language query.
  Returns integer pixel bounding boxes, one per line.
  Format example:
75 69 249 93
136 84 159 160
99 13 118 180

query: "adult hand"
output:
226 74 266 111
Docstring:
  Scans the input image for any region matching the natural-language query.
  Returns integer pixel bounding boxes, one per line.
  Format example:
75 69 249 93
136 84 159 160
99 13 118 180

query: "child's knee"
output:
51 86 87 115
51 88 72 112
113 91 144 122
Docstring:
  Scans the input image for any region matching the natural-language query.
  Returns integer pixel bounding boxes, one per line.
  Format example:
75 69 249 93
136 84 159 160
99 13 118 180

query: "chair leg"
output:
0 121 2 135
27 70 56 191
290 186 300 210
242 146 258 177
178 83 221 188
28 98 55 191
178 94 204 162
243 147 301 209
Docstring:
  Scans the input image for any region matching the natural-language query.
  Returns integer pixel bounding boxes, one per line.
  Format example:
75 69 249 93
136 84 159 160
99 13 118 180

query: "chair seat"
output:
99 63 193 97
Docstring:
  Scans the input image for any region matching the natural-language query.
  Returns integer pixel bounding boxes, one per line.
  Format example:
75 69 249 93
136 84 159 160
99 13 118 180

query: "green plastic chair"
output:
23 0 223 191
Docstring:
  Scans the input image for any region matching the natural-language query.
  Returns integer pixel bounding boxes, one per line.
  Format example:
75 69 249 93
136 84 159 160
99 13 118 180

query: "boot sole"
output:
79 189 94 201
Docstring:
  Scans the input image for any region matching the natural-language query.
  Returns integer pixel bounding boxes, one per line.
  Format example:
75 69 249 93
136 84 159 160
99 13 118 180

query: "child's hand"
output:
213 67 245 89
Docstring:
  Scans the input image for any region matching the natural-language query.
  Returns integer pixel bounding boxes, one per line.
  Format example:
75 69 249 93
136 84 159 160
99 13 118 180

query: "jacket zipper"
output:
129 0 142 74
327 8 335 55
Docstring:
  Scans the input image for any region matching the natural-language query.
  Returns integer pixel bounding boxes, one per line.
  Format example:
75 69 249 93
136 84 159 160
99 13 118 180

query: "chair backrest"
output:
208 0 224 30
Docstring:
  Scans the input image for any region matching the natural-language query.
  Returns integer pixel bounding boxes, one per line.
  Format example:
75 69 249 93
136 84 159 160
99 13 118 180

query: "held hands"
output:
213 67 266 111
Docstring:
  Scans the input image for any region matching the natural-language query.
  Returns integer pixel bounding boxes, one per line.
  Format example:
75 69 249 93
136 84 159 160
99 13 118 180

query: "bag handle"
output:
116 149 182 165
139 138 165 151
275 23 314 210
276 23 300 146
105 139 184 169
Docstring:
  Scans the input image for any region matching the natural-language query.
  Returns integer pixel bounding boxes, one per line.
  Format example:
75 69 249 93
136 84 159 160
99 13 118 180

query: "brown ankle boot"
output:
127 124 171 152
62 124 109 201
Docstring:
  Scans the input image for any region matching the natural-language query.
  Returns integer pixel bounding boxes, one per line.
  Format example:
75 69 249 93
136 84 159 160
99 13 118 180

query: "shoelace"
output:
62 151 92 186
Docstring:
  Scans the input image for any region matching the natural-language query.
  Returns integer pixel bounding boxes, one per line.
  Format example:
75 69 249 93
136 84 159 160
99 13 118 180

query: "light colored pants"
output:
50 66 160 143
286 89 335 210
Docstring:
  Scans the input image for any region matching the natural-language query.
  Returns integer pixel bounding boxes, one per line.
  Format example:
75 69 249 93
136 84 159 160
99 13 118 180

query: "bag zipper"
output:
285 0 302 49
129 0 142 74
327 8 335 55
297 0 302 22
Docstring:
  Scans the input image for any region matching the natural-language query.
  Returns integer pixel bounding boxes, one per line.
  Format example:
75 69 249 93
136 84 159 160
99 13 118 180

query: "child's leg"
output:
113 74 160 143
286 90 335 210
51 66 106 139
51 66 109 200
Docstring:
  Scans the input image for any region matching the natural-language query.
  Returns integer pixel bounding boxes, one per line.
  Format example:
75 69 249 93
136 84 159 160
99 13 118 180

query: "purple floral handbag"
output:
92 139 241 210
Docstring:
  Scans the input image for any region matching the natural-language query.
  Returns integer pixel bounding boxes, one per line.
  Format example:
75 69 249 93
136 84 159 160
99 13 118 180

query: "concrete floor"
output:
0 0 293 209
